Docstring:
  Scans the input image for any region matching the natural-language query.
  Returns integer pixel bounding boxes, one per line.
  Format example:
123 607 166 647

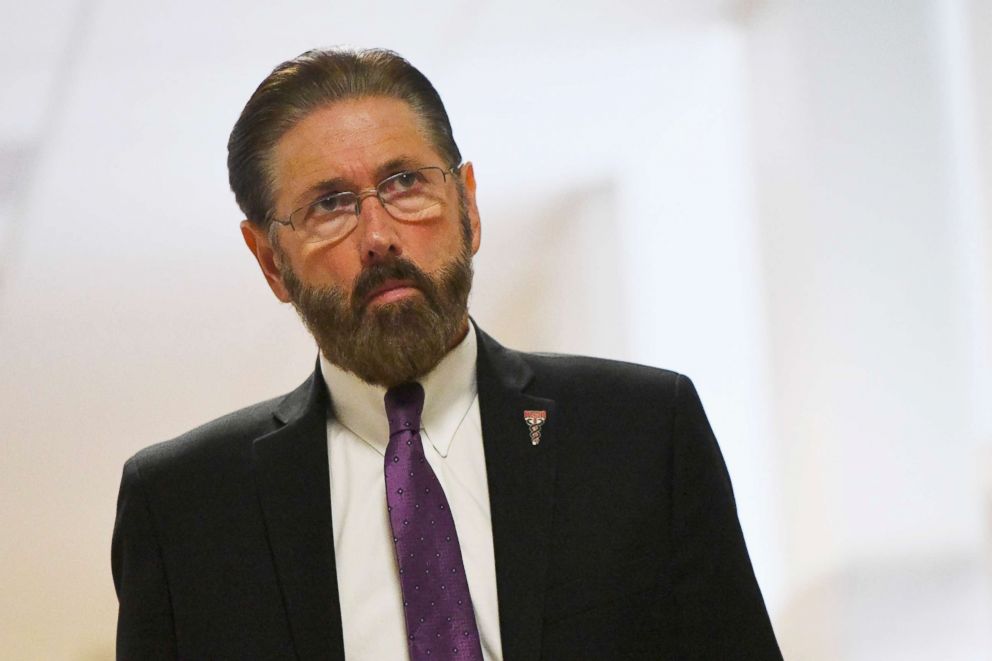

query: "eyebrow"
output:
292 156 425 209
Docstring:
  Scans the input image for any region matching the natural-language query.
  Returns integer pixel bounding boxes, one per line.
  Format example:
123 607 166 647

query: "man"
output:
112 48 782 660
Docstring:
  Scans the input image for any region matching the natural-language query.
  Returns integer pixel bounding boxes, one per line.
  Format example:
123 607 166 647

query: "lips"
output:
364 279 420 306
350 259 437 313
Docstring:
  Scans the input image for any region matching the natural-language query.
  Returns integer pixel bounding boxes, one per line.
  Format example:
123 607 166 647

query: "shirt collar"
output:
320 321 478 458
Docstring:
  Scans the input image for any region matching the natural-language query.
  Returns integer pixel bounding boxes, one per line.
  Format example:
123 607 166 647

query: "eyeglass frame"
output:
266 163 463 238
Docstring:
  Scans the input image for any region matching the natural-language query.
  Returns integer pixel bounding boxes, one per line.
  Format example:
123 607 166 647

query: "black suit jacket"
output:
113 327 781 660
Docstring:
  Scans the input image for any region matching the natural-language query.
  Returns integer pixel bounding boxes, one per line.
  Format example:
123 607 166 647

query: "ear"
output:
460 162 482 255
240 220 292 302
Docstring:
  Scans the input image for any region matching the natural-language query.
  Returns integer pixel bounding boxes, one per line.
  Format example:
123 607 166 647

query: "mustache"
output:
350 258 440 312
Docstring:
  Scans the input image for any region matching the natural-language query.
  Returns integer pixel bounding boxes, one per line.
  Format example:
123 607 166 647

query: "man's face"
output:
241 96 482 387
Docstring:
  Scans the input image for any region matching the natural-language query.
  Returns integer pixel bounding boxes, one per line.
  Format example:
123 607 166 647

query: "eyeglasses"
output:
269 165 461 244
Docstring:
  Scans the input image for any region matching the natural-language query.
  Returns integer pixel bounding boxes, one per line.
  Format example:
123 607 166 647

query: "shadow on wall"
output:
471 181 628 358
777 550 992 661
78 642 114 661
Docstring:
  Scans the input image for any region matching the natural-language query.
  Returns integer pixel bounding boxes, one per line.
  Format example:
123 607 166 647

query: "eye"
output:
382 170 428 195
310 192 352 216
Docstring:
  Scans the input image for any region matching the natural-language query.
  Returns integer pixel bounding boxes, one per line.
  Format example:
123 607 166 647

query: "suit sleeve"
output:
669 375 782 660
111 457 178 660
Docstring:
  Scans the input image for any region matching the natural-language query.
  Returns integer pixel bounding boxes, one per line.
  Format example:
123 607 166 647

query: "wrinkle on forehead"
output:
270 97 439 212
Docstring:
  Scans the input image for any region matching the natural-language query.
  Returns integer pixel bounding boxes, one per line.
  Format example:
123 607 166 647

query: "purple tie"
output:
384 382 484 661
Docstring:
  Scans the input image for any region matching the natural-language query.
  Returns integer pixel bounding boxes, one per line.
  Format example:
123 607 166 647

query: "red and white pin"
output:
523 410 547 446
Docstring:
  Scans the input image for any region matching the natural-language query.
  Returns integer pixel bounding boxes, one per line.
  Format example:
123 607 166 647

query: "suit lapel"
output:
252 369 345 660
476 328 557 661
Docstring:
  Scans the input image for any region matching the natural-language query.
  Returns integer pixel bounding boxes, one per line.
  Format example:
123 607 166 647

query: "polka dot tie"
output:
384 382 484 661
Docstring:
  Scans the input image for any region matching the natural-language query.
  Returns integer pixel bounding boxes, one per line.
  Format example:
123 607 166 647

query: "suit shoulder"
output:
475 324 687 395
522 350 684 392
125 393 285 476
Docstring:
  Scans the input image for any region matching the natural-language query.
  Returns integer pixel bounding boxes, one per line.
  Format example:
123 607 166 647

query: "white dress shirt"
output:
320 325 504 660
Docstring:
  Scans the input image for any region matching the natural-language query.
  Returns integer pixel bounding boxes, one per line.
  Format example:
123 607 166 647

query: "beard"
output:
278 232 474 388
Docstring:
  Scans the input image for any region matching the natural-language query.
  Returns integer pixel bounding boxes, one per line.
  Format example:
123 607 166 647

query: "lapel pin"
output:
523 410 547 446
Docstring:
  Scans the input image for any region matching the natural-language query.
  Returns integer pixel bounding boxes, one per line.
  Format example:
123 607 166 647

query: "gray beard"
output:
279 246 473 388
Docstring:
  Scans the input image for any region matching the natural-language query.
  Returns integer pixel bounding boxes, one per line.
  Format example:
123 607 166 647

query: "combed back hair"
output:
227 47 462 228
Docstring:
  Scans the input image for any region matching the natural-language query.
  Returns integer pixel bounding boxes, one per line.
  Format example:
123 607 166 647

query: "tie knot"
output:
384 382 425 436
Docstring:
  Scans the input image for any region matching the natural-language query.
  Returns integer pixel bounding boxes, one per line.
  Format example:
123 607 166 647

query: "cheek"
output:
404 223 467 268
293 242 364 289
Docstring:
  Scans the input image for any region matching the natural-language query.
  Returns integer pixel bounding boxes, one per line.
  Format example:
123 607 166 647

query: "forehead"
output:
271 96 439 200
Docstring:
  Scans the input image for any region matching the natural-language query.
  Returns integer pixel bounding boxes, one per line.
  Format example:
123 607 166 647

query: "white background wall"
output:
1 1 989 659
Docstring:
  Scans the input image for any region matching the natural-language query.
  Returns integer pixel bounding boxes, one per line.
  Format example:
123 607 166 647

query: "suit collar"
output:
474 323 534 392
272 368 321 425
255 365 346 660
475 326 557 661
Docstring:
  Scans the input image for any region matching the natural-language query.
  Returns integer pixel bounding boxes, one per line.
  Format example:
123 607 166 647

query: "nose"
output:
355 190 402 267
